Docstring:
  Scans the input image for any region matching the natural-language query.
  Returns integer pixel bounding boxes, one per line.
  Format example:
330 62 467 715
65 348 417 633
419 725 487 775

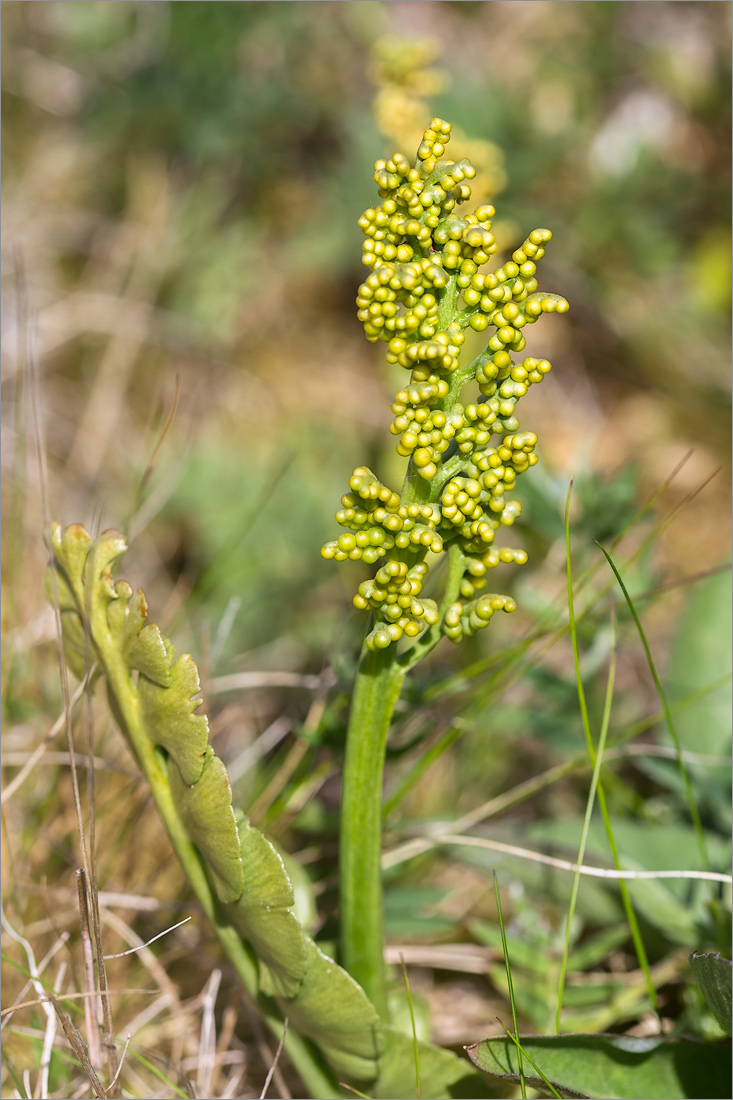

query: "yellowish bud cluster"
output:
356 258 448 343
459 545 528 601
324 119 568 649
395 329 463 372
462 242 569 352
443 592 517 644
355 126 563 486
353 561 440 651
321 468 443 564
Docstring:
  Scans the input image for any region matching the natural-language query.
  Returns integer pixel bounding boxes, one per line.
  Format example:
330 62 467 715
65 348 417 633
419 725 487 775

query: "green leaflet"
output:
281 939 383 1084
45 522 114 681
46 523 383 1087
137 652 209 786
226 816 308 998
47 524 241 896
109 584 173 688
169 748 244 904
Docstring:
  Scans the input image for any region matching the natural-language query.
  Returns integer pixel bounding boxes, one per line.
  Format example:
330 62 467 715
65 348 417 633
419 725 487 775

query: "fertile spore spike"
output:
324 118 568 649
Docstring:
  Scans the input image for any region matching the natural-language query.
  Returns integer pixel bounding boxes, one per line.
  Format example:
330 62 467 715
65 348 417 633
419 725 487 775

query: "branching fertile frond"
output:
322 118 568 651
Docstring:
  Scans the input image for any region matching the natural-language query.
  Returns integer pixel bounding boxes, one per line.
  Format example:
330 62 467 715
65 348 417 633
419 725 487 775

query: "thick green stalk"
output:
332 115 568 1064
340 644 406 1018
338 545 465 1012
339 274 465 1017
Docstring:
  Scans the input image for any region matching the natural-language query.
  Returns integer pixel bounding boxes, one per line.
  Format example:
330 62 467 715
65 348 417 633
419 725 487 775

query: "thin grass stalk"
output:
75 869 102 1072
594 540 711 872
555 605 617 1032
494 873 526 1099
82 672 118 1091
497 1022 562 1100
32 314 119 1088
399 954 421 1099
564 484 659 1018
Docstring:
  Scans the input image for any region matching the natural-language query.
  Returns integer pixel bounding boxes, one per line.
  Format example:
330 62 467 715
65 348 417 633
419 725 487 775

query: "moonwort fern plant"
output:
324 117 567 1019
47 119 567 1099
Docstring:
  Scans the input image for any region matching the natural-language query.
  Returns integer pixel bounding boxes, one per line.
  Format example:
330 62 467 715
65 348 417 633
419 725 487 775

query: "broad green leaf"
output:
467 1032 733 1099
369 1026 493 1099
667 571 732 758
168 748 244 903
226 818 307 999
690 952 732 1034
237 815 296 909
281 939 383 1083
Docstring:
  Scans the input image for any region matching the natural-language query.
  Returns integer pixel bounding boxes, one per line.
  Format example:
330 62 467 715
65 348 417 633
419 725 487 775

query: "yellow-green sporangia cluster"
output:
322 119 568 650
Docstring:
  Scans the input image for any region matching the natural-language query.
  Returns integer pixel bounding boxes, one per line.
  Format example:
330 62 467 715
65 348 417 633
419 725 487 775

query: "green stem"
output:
340 643 406 1018
340 274 471 1017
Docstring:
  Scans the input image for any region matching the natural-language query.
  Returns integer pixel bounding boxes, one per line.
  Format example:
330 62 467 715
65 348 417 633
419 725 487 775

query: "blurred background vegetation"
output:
2 3 731 1097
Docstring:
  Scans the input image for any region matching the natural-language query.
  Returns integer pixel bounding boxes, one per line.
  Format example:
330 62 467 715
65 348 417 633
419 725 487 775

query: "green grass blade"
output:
125 1047 191 1099
496 1022 563 1099
493 873 526 1099
399 954 421 1099
564 485 659 1019
383 674 731 874
565 481 593 758
555 599 617 1032
0 953 85 1021
1 1046 29 1100
594 539 711 873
